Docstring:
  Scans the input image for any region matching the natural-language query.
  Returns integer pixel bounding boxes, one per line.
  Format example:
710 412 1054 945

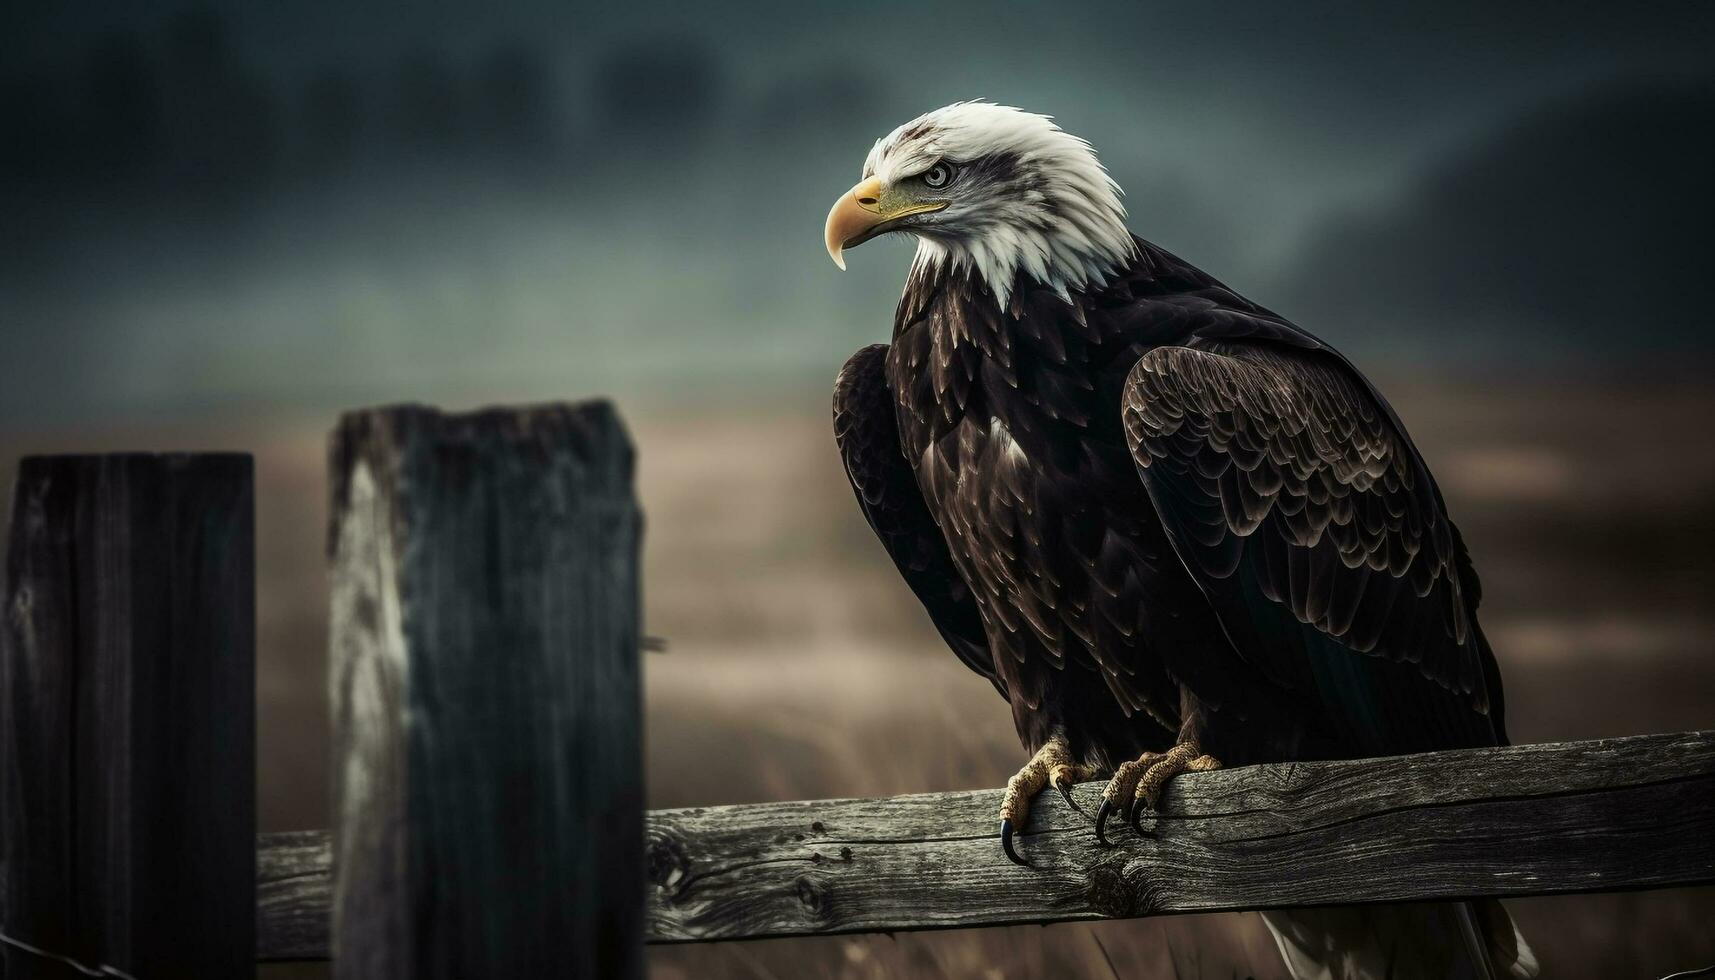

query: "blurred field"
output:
3 377 1713 978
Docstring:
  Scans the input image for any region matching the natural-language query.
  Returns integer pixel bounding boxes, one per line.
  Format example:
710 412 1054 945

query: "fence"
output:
2 401 1712 978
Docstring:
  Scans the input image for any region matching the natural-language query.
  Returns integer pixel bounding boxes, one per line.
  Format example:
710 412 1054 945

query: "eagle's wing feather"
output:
835 344 1005 696
1122 340 1503 753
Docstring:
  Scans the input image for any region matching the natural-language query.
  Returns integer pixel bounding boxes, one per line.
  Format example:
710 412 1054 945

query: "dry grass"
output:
4 378 1713 978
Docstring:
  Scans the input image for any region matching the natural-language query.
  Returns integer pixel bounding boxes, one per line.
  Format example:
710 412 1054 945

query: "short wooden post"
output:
0 454 256 978
328 403 643 980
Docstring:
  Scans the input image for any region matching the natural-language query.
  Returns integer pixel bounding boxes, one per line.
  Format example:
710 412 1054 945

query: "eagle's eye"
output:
922 163 953 190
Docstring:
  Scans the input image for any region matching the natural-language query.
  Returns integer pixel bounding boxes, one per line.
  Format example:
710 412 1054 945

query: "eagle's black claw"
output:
1000 819 1029 866
1127 797 1145 833
1057 782 1082 816
1093 798 1115 846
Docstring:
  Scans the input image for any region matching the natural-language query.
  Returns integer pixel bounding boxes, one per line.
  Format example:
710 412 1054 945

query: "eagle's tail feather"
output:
1260 901 1538 980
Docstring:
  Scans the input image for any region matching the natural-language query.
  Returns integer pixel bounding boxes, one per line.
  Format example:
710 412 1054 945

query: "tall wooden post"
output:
0 454 256 979
328 403 644 980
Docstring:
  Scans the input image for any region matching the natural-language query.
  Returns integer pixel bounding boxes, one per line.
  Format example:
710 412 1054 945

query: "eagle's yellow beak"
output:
824 176 948 270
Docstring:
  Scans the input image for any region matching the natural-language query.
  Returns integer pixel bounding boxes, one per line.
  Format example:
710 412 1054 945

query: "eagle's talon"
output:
1000 818 1029 866
1055 779 1082 816
1096 753 1154 841
1093 798 1116 845
1130 742 1222 815
997 735 1098 865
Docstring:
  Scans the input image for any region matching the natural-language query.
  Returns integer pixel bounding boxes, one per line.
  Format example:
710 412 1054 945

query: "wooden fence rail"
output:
252 729 1715 958
3 401 1712 978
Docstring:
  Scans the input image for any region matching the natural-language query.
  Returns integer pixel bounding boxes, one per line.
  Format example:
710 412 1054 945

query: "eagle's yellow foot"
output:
999 736 1098 867
1094 741 1221 845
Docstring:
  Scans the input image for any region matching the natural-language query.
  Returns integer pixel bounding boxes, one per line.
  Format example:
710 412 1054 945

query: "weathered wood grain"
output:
1 454 256 978
328 403 643 979
258 830 332 961
253 730 1715 956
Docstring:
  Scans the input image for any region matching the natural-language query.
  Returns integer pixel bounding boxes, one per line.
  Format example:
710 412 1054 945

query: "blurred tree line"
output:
0 8 746 211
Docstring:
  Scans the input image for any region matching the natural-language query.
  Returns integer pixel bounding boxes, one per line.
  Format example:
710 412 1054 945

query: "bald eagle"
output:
825 103 1538 979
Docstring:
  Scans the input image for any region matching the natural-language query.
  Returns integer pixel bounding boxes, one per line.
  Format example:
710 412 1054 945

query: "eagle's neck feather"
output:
907 202 1136 309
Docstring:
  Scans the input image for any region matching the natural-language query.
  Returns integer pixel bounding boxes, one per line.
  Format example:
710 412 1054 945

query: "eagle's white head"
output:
825 102 1136 307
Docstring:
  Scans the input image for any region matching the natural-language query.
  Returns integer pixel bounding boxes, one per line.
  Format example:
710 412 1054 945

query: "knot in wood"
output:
1084 858 1145 919
1267 759 1317 795
351 590 380 633
645 830 690 896
793 874 829 918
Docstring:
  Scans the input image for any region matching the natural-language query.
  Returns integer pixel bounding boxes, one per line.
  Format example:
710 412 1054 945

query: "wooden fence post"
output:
0 454 256 979
328 403 643 980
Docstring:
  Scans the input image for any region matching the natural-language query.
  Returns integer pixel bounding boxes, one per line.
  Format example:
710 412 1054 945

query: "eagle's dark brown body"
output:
834 237 1507 772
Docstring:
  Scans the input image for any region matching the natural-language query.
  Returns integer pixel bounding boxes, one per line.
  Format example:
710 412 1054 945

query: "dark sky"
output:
3 2 1712 424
